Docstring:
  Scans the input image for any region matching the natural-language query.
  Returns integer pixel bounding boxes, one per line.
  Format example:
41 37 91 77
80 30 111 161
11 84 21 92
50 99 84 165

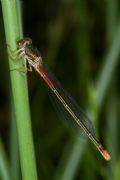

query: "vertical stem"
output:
1 0 37 179
96 22 120 109
106 0 118 43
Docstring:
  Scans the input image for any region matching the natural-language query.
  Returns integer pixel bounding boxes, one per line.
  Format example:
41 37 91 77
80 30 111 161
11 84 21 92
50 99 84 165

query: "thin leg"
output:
23 58 33 72
7 44 33 73
27 64 32 72
10 57 26 73
7 44 24 63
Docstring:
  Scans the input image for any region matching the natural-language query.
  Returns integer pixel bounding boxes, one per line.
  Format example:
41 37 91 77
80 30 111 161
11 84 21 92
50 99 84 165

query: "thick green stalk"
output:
1 0 37 179
10 103 19 180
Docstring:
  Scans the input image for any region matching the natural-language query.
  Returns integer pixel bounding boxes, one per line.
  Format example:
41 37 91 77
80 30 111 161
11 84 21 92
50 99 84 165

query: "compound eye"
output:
25 37 32 44
16 38 32 49
16 40 24 48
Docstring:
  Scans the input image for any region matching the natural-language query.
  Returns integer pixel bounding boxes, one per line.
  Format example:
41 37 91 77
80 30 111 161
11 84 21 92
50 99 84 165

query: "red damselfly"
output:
16 37 111 161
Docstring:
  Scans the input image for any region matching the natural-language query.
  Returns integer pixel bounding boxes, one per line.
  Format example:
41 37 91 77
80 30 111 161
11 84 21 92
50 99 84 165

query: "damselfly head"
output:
17 38 32 49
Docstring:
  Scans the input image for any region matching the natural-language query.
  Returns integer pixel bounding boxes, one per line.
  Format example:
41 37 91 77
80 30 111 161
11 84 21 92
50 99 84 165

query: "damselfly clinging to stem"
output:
15 37 111 161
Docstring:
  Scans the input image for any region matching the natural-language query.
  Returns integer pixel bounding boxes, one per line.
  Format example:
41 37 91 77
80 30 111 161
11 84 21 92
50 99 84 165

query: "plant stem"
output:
1 0 37 179
96 22 120 109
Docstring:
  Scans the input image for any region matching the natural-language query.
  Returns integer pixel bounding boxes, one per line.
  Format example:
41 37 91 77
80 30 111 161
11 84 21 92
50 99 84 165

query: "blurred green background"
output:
0 0 120 179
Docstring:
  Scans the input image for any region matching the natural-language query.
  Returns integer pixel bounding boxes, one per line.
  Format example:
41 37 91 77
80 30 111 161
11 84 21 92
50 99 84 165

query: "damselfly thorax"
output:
16 38 43 69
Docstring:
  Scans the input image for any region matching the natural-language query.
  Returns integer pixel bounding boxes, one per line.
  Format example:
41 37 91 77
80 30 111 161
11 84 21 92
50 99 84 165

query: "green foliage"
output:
0 0 119 179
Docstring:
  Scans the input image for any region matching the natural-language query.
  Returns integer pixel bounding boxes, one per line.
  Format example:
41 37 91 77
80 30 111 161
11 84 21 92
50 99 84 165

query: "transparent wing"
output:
42 64 95 136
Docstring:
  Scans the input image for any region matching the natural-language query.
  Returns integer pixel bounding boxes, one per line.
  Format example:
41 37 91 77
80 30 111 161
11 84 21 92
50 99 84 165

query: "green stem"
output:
10 102 19 180
54 137 86 180
96 22 120 109
106 0 118 43
1 0 37 179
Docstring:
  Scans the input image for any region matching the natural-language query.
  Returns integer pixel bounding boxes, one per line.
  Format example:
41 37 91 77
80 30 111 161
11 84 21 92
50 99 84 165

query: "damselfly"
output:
16 37 111 161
